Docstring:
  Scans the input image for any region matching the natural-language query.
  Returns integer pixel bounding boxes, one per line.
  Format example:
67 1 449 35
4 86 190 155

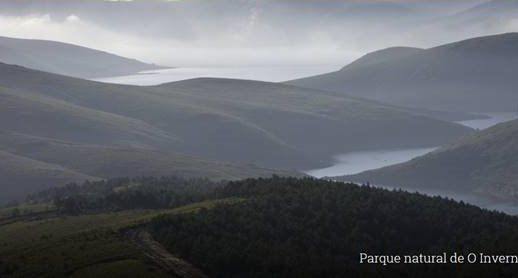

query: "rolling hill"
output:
288 33 518 113
0 131 299 204
0 62 473 202
3 177 518 277
0 36 164 78
152 78 473 162
0 149 98 203
339 119 518 201
0 63 472 168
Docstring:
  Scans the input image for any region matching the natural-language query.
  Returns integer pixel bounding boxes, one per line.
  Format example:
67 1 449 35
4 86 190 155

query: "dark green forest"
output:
7 176 518 277
26 176 223 214
151 177 518 278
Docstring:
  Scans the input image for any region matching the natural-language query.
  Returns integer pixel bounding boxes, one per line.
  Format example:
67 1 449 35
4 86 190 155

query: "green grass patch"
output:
0 203 55 220
0 197 243 277
70 259 170 278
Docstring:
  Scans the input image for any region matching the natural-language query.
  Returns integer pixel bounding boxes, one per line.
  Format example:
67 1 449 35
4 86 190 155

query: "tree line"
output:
151 176 518 278
26 176 223 214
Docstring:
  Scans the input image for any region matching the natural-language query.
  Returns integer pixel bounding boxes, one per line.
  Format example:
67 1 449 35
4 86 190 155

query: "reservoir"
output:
455 112 518 129
95 68 518 211
305 147 436 178
306 112 518 178
304 112 518 214
93 65 341 85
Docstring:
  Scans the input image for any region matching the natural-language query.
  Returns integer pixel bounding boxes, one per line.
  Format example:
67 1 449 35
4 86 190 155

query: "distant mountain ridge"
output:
0 36 165 78
288 33 518 113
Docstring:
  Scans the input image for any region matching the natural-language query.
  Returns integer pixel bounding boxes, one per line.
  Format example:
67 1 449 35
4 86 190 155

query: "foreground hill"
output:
0 62 471 173
2 177 518 277
288 33 518 113
0 36 163 78
340 119 518 201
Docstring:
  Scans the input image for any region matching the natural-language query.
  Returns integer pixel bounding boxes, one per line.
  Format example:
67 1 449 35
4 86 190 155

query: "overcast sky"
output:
0 0 516 67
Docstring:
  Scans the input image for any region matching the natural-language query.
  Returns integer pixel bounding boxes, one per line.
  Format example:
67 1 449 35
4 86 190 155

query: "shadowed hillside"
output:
0 131 299 203
3 177 518 277
288 33 518 113
0 63 471 168
0 62 472 202
0 36 164 78
339 119 518 201
151 177 518 278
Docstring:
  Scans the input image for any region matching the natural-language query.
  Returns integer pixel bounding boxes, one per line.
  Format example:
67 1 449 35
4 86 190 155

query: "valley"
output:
0 62 472 203
338 118 518 211
1 1 518 277
306 112 518 189
93 65 341 85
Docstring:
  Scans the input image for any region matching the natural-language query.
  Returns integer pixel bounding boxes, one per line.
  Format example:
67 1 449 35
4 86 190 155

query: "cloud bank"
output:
0 0 516 67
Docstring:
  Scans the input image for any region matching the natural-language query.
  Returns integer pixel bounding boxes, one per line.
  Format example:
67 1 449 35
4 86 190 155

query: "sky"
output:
0 0 516 67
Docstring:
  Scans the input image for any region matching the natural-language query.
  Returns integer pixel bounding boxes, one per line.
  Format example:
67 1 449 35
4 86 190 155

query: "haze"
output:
1 0 513 67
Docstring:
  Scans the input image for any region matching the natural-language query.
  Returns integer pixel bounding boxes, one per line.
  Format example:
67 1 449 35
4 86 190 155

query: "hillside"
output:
3 177 518 277
340 119 518 201
0 195 234 277
152 177 518 277
152 78 471 163
0 131 299 204
288 33 518 113
0 63 471 172
0 150 98 203
342 46 424 69
0 36 164 78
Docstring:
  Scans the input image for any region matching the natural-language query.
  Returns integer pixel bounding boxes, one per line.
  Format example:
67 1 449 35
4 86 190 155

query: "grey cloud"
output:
0 0 515 66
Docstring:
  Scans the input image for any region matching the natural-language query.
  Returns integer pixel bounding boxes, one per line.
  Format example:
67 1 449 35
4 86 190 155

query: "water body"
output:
306 112 518 179
456 112 518 129
93 65 341 85
94 69 518 212
305 147 436 178
372 184 518 215
306 112 518 214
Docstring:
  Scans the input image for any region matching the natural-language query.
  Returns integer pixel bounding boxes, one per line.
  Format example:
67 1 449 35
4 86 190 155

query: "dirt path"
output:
124 227 209 278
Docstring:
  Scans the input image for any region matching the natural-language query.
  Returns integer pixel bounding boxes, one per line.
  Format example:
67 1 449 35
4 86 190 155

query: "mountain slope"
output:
0 36 164 78
0 63 472 170
0 63 474 202
153 78 472 162
288 33 518 113
340 119 518 201
151 177 518 278
0 85 174 148
0 149 99 203
0 131 300 203
342 46 424 70
4 177 518 277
